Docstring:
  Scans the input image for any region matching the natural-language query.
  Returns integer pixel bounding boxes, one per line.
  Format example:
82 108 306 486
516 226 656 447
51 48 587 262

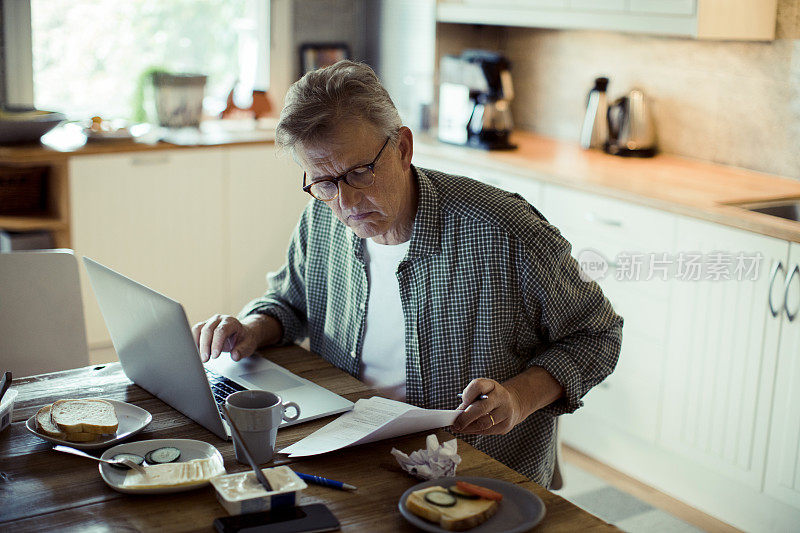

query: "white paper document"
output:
279 397 461 457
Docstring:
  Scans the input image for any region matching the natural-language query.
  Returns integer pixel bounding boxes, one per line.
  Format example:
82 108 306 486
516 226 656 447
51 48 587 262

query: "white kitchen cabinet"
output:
659 217 789 490
227 145 310 313
765 242 800 510
543 184 676 443
437 0 776 40
69 150 228 347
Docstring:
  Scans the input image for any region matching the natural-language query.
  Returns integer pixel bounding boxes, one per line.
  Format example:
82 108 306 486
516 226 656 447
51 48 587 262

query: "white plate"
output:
25 399 152 450
398 476 546 533
99 438 225 494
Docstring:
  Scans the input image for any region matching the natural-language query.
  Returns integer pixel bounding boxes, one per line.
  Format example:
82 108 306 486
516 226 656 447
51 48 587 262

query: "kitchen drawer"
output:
569 0 627 12
463 0 568 8
629 0 695 15
472 171 542 206
413 154 542 206
558 221 674 301
543 184 677 253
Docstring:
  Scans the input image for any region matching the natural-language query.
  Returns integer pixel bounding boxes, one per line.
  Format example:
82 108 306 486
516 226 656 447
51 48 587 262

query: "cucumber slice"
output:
109 453 144 470
144 447 181 464
424 490 457 507
448 485 480 499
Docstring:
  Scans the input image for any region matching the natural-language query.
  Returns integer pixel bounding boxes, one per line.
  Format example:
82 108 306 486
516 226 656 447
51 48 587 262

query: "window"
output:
29 0 269 120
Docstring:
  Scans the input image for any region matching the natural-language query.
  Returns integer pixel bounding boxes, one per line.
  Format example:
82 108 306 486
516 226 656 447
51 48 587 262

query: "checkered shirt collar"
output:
350 165 442 261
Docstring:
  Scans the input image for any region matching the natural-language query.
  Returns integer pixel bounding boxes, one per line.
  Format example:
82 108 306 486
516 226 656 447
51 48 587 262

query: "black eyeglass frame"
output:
301 136 391 201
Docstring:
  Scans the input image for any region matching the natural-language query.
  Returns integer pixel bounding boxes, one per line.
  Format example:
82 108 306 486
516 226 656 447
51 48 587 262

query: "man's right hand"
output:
192 314 280 362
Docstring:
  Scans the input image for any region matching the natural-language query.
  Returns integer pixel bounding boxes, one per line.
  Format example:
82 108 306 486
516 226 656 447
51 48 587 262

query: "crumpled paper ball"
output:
391 434 461 480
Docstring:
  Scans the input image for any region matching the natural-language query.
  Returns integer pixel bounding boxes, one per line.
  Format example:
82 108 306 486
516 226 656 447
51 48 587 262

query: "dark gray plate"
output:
398 476 546 533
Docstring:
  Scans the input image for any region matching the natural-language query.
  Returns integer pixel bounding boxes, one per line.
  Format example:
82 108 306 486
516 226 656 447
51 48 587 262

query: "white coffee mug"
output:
225 390 300 464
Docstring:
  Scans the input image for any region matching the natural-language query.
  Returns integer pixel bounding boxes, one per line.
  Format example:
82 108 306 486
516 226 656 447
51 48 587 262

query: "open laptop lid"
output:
82 256 228 440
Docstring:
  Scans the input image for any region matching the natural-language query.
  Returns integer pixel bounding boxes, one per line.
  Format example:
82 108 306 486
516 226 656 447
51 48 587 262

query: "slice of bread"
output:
36 404 99 442
406 486 499 531
50 399 118 435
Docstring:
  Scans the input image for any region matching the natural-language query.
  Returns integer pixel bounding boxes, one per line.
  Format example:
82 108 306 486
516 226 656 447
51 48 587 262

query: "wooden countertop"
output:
0 126 275 164
0 345 616 532
415 131 800 244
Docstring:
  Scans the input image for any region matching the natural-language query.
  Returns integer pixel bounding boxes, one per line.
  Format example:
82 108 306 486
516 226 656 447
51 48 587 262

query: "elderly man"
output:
194 60 622 488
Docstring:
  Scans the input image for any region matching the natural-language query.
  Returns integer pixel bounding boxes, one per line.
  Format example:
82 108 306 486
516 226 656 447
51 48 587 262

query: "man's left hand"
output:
452 378 525 435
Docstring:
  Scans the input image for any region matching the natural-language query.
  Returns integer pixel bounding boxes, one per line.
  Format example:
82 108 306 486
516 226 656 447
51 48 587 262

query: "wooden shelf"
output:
0 215 68 232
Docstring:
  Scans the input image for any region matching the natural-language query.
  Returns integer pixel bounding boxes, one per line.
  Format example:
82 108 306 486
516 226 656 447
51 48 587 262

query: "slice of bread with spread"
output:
406 485 499 531
50 399 118 434
35 404 100 442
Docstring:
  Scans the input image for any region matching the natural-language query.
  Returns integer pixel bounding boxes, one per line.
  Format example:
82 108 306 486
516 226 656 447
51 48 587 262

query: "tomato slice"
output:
455 481 504 501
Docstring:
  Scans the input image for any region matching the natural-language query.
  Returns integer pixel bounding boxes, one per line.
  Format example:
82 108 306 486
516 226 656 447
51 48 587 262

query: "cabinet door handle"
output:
584 212 623 227
768 260 786 318
785 264 799 322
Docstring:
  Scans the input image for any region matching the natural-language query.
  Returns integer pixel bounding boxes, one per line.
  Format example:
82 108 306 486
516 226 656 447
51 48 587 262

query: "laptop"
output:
82 256 353 440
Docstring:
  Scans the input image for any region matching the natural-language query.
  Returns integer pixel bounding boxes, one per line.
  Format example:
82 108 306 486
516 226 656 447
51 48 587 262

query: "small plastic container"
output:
210 465 307 515
0 388 19 433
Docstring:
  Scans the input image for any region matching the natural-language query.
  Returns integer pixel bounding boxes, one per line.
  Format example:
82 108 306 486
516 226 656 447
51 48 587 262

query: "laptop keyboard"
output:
204 367 247 412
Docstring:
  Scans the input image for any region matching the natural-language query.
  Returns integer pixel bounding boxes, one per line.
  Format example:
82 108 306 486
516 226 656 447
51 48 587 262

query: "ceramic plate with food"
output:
25 398 152 450
398 476 545 533
99 438 225 494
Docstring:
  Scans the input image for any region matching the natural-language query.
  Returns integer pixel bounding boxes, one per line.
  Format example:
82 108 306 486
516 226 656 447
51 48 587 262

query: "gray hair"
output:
276 60 403 154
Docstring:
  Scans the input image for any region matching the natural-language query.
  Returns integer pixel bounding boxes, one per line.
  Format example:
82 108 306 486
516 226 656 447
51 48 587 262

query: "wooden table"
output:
0 345 616 532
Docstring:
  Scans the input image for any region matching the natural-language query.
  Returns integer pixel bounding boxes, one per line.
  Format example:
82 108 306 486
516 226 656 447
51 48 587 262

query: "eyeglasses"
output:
302 136 391 201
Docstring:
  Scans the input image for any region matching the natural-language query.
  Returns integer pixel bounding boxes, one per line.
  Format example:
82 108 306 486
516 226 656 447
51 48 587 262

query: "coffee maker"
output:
438 50 516 150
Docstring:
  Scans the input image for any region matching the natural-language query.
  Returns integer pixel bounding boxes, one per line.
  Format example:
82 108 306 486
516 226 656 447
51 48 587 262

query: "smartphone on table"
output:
213 504 339 533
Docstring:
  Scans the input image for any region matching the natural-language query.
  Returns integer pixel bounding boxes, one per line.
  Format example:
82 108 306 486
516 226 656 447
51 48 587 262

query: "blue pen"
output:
294 471 357 491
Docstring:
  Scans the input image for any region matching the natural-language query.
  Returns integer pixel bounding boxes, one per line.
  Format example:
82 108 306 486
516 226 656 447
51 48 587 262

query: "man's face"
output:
296 121 414 243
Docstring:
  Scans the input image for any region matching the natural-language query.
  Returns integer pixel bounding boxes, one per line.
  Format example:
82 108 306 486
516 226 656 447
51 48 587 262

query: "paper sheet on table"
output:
279 396 461 457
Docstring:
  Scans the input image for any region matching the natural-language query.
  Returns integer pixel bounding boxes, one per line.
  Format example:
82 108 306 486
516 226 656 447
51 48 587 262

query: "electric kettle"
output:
605 88 657 157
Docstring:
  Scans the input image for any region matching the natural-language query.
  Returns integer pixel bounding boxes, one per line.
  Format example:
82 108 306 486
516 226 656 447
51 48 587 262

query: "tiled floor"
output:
554 460 703 533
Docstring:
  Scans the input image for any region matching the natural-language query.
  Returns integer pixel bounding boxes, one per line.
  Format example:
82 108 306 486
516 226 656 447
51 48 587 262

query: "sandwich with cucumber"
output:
405 481 502 531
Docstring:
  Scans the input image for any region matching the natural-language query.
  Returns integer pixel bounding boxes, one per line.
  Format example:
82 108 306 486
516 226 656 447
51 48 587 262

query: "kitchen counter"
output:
3 127 800 244
415 131 800 243
0 122 276 163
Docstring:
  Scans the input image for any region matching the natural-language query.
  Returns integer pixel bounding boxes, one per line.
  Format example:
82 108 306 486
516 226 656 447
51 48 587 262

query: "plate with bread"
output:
399 476 545 532
25 398 152 450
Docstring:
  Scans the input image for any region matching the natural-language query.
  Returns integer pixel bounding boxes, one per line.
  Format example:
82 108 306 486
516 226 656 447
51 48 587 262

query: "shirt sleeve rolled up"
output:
519 218 623 417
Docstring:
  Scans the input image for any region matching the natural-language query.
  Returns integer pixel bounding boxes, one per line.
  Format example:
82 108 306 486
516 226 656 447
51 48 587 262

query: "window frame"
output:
2 0 35 107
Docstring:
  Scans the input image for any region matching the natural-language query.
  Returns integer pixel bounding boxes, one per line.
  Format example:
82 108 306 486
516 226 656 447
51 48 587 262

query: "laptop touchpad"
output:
238 370 305 392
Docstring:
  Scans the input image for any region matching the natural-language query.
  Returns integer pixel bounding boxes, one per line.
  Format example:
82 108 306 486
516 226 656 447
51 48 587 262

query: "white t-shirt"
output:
359 238 410 402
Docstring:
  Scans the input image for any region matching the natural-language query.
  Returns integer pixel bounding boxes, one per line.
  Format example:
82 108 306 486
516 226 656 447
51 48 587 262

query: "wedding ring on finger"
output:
489 413 496 426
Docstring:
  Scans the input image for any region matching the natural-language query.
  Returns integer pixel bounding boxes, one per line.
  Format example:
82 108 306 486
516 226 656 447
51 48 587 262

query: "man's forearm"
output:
503 366 565 421
241 314 283 348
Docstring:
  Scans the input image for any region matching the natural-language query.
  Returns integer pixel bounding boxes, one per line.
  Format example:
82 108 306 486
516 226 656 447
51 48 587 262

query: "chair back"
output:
0 249 89 377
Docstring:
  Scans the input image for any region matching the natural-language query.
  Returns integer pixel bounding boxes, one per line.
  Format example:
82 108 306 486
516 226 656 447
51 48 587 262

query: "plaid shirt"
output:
242 166 622 487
